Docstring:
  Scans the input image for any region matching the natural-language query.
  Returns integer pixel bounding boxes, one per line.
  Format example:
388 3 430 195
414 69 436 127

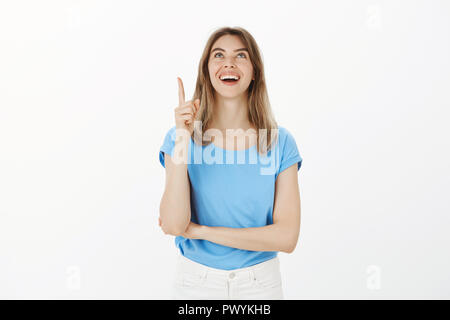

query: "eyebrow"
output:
211 47 248 53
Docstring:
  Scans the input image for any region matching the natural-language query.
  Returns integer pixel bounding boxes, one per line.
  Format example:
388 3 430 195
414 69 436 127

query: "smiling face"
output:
208 34 254 99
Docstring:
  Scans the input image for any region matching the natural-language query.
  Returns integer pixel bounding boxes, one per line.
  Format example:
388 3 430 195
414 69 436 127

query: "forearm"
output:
201 223 293 253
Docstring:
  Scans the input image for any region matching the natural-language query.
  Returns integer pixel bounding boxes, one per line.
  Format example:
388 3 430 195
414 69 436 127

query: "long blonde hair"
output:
191 26 279 155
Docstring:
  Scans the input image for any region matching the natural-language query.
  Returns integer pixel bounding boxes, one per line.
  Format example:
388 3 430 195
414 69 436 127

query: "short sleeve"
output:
277 128 303 176
159 126 177 168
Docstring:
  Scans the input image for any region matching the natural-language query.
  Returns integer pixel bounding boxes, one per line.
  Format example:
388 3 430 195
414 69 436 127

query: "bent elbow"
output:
160 217 189 237
284 244 296 254
283 243 296 254
161 225 182 236
159 201 190 236
283 235 299 254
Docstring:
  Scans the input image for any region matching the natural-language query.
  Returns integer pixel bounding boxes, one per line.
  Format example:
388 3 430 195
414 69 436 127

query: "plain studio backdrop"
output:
0 0 449 299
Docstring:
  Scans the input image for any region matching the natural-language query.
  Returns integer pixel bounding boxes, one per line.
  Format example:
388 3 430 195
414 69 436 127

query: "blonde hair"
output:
191 26 279 155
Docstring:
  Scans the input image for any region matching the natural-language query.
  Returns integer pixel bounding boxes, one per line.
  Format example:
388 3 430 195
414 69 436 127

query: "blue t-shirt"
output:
158 125 303 270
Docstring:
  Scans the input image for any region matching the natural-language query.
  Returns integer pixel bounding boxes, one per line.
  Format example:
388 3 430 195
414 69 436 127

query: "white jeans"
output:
171 254 284 300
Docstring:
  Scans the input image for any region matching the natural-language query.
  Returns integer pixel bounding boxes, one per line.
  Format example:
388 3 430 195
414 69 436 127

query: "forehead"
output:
211 34 246 51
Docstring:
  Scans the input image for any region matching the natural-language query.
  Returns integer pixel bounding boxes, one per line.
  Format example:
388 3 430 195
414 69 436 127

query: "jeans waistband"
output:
176 253 280 279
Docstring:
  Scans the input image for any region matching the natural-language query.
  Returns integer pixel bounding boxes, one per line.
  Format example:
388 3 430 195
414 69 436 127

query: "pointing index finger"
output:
177 77 185 106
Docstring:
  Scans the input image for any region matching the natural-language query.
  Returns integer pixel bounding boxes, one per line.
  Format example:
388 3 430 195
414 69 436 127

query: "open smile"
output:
219 73 240 86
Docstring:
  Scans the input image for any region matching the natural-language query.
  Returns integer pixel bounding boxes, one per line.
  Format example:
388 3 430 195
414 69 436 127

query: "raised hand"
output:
174 77 200 135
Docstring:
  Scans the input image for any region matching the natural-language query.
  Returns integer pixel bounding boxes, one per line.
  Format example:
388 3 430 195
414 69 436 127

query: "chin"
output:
213 85 250 99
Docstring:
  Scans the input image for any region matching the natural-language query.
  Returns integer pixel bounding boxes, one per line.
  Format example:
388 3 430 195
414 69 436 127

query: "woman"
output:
158 26 303 300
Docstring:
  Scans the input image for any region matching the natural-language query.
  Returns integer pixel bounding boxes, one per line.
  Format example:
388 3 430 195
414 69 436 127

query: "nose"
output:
223 56 236 68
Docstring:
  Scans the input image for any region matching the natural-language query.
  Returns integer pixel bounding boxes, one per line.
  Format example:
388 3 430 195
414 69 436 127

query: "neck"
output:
210 92 253 132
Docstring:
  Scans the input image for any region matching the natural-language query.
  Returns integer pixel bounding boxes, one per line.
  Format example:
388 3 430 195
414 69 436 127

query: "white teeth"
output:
220 75 239 80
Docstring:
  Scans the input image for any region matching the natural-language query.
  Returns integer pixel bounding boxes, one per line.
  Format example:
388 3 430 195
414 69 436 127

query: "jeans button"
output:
229 272 235 279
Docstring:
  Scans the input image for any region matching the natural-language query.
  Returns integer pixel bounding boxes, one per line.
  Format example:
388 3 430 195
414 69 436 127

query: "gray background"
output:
0 0 449 299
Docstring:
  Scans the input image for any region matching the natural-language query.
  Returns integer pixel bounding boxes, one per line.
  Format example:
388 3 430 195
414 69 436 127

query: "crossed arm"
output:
159 163 301 254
